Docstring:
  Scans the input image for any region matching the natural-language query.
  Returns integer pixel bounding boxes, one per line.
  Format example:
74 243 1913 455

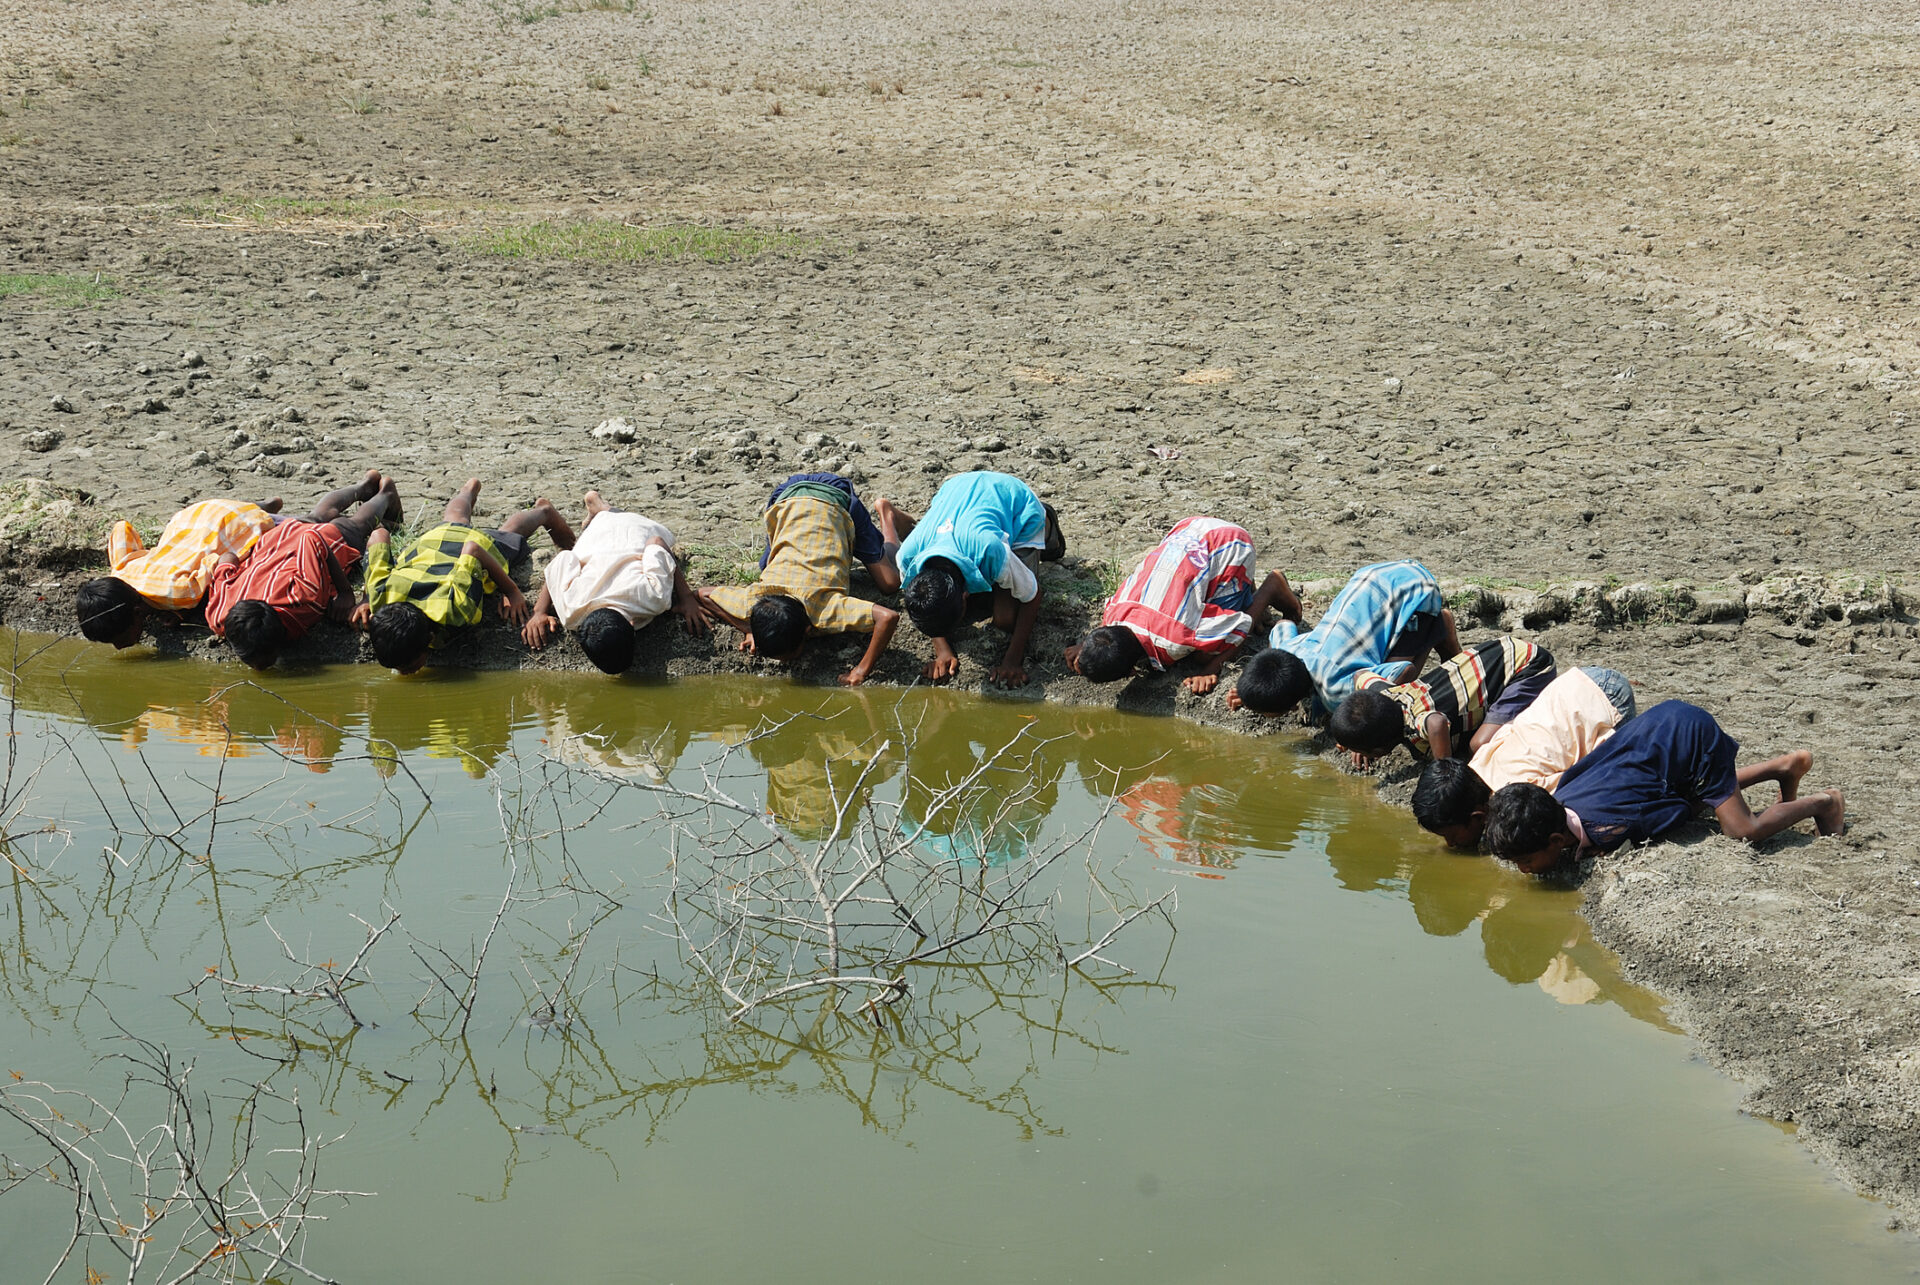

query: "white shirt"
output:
543 512 677 629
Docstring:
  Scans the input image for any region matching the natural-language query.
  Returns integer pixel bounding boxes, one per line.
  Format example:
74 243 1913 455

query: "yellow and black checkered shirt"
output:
364 523 502 633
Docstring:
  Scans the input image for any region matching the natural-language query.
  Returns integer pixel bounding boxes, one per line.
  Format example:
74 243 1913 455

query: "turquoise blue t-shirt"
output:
896 472 1047 595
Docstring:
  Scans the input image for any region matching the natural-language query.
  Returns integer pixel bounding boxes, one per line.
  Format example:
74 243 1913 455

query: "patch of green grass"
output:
678 541 762 586
464 220 813 264
341 90 381 115
0 272 117 305
174 195 413 224
1051 557 1122 607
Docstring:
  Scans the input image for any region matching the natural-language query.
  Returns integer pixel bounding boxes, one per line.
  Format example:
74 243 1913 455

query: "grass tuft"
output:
464 220 812 264
0 272 117 305
175 195 417 225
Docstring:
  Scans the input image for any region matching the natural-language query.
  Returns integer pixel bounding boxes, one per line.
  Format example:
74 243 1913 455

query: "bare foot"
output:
1780 748 1813 802
356 468 382 501
583 489 609 517
378 475 403 526
534 497 577 550
1815 788 1846 836
260 496 284 513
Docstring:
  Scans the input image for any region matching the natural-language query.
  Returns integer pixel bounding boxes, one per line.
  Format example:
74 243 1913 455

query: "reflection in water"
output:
0 628 1678 1236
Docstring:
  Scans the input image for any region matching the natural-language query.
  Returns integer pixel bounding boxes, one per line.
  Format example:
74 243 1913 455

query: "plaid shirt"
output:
1101 517 1257 667
109 500 276 610
705 497 877 634
364 524 502 632
1355 637 1550 758
1271 560 1443 708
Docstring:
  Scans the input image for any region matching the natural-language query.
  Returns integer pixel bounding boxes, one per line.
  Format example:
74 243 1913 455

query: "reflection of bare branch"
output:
181 909 403 1029
0 1024 365 1285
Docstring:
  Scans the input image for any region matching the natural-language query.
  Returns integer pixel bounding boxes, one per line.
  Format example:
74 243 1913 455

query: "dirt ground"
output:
5 0 1920 1224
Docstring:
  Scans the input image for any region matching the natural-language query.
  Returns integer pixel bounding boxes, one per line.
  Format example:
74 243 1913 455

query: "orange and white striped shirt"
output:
109 500 275 610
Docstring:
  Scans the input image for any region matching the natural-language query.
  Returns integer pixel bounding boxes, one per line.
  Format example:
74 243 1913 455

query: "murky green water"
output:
0 633 1912 1282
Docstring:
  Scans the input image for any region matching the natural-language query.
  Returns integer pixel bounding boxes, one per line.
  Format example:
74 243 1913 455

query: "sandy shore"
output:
5 0 1920 1224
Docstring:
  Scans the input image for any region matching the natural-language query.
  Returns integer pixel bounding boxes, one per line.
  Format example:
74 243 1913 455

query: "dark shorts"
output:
293 513 377 555
1210 582 1255 614
1485 664 1557 725
1387 611 1443 661
485 529 530 565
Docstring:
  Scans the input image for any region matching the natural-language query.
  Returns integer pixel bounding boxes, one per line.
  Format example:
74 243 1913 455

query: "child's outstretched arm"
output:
1184 648 1234 696
1424 711 1455 759
464 539 529 626
324 545 355 623
842 605 898 686
1436 607 1461 660
350 528 392 631
522 584 561 648
669 554 708 636
992 586 1043 688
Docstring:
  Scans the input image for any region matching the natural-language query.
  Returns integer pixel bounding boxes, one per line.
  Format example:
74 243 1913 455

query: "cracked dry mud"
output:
5 0 1920 1227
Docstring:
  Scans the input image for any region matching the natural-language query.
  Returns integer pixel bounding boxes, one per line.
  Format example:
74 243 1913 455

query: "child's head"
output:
77 577 144 648
1329 691 1404 759
369 603 432 673
1071 626 1144 683
1483 782 1578 874
902 558 967 638
749 594 810 661
577 607 636 675
223 600 287 671
1233 649 1312 716
1411 758 1493 849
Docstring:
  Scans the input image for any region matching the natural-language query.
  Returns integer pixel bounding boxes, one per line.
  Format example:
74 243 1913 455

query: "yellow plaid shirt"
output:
705 497 877 635
364 524 503 632
109 500 275 610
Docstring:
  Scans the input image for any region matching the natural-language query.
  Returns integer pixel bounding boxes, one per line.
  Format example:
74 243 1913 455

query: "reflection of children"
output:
881 471 1064 688
1064 517 1300 695
1411 667 1637 849
1229 559 1458 718
358 478 577 674
1330 637 1557 765
78 497 282 647
698 472 900 686
1484 700 1846 875
521 490 706 674
206 472 403 670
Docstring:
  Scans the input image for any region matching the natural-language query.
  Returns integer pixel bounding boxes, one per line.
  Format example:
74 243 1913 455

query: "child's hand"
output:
738 635 756 655
988 660 1028 688
923 653 959 682
1348 750 1374 771
501 589 531 627
673 596 709 637
840 664 871 687
1224 686 1244 711
349 603 372 632
1183 673 1219 696
522 614 561 649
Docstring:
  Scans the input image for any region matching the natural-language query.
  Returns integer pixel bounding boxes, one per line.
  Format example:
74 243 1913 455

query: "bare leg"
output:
499 498 578 550
444 478 481 526
1714 787 1845 843
1737 749 1812 802
305 470 382 523
578 489 611 535
376 474 402 527
875 498 917 543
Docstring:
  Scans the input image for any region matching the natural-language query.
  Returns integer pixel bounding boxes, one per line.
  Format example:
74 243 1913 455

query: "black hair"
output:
749 594 811 660
77 577 141 644
1233 649 1312 715
1074 626 1144 683
1411 758 1492 837
1483 783 1573 867
369 602 433 671
902 558 967 638
1330 690 1405 758
577 607 636 675
223 599 287 670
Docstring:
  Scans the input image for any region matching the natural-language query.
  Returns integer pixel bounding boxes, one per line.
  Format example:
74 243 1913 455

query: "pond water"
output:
0 633 1912 1283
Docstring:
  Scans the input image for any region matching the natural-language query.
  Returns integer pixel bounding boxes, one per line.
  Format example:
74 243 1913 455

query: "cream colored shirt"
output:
1469 668 1624 793
543 512 677 629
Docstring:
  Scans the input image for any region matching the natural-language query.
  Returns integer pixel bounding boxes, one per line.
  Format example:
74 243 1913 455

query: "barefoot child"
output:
204 472 403 670
1329 636 1557 766
520 490 707 674
881 470 1063 688
697 471 900 686
1411 667 1637 849
356 479 576 674
1063 517 1301 695
1482 699 1845 875
1228 559 1459 718
77 497 282 647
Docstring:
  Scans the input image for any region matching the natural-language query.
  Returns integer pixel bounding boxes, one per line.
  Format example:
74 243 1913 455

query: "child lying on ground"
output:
880 470 1063 688
204 472 402 670
1330 636 1557 766
697 471 900 686
1482 699 1845 875
356 478 576 673
1228 559 1458 718
1411 666 1637 849
521 490 706 674
78 496 283 647
1063 517 1300 695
